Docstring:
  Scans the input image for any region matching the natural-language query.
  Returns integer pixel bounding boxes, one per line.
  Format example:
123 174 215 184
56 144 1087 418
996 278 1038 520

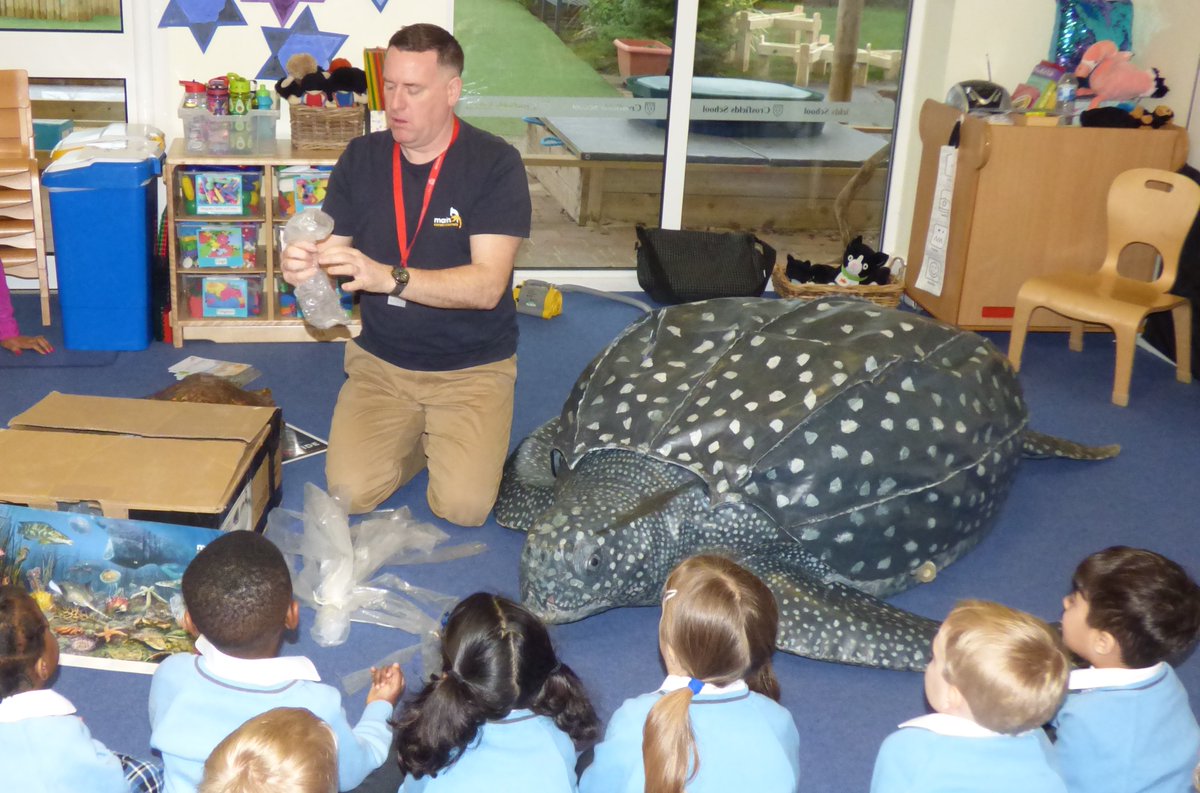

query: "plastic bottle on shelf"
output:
283 209 347 330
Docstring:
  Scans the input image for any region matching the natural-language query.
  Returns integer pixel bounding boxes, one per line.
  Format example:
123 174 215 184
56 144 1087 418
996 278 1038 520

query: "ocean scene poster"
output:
0 505 220 674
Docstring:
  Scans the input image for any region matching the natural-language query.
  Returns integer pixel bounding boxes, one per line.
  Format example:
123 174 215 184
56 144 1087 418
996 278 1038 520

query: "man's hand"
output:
1 335 54 355
366 662 405 707
279 241 322 287
317 241 394 294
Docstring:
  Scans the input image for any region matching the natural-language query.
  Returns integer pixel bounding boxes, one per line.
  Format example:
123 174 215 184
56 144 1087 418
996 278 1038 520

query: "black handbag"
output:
635 225 776 304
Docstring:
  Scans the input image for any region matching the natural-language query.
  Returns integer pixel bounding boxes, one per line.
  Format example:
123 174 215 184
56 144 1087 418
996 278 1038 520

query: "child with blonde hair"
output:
392 592 599 792
0 585 158 792
198 707 336 793
1054 546 1200 793
871 599 1070 793
579 555 800 793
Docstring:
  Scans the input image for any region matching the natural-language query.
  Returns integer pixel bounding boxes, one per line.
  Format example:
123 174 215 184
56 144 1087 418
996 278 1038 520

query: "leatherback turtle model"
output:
496 297 1117 671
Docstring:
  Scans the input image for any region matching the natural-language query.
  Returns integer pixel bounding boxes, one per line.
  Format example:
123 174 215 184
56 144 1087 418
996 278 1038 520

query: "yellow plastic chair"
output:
1008 168 1200 407
0 69 50 326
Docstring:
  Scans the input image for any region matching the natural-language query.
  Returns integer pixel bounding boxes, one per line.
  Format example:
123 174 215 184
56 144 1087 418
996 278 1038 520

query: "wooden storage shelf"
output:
904 100 1189 330
166 139 360 345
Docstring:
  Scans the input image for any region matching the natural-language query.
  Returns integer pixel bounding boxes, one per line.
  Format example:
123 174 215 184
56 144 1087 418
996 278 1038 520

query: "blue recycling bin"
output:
44 140 163 350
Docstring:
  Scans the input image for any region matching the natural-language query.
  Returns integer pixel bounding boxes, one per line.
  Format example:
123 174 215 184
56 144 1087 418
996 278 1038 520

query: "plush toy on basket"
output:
277 52 369 150
773 236 906 308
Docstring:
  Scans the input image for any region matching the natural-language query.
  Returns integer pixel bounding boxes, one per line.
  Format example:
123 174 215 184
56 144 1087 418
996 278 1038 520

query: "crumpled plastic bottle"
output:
283 208 347 330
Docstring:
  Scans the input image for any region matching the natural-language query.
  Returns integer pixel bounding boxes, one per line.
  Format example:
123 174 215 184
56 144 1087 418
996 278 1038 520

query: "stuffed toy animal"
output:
839 236 892 286
785 255 840 284
785 238 892 287
1074 40 1167 110
276 52 319 105
327 61 369 106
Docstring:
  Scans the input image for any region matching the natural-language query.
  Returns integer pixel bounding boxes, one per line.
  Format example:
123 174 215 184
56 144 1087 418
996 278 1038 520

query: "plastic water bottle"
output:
284 209 347 330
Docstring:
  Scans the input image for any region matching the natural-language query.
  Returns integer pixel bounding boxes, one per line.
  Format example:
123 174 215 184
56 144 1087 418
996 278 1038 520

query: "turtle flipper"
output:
738 545 939 671
1021 429 1120 460
495 419 561 531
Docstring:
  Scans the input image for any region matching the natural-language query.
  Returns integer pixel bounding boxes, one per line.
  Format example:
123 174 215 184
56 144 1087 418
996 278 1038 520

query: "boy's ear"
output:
181 610 200 638
1093 629 1121 661
285 599 300 631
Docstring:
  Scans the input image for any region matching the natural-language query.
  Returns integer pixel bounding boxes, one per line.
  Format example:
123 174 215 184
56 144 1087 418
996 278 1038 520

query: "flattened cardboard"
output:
0 392 282 531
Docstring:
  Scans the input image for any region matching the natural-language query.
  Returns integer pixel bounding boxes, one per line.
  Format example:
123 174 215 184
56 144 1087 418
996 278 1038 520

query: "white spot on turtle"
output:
745 401 759 411
766 355 781 370
804 493 820 507
930 417 944 431
750 335 765 347
586 422 600 431
789 459 805 473
797 353 810 366
885 391 900 404
848 397 864 412
955 421 968 433
898 446 910 460
877 557 892 570
743 437 755 450
598 433 613 442
841 324 854 334
832 373 848 386
729 419 741 434
830 445 848 460
841 420 859 434
900 321 914 332
730 389 743 401
881 418 894 431
865 356 878 372
835 532 854 544
881 329 894 338
829 477 843 493
707 440 720 453
616 401 629 414
801 528 821 541
901 377 915 392
653 372 667 383
768 390 785 402
804 391 818 410
689 430 702 445
769 419 784 432
723 371 738 380
804 431 818 444
799 371 814 383
775 494 790 508
667 325 681 337
861 450 874 465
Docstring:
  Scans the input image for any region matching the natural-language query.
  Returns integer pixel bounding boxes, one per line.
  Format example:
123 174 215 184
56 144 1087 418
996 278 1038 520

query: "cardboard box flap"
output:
10 391 274 444
0 429 249 514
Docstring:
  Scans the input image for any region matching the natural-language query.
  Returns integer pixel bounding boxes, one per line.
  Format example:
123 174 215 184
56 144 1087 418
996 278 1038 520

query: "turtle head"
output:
518 449 703 623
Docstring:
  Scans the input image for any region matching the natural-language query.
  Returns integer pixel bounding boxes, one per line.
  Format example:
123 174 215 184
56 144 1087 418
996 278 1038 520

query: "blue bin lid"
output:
44 140 163 189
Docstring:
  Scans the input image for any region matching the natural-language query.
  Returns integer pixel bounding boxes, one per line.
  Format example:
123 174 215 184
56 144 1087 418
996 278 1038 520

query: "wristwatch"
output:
389 265 410 297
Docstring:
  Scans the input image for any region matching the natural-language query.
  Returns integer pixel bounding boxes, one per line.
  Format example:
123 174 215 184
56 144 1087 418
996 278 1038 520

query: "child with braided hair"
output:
579 555 801 793
0 585 159 792
392 592 600 792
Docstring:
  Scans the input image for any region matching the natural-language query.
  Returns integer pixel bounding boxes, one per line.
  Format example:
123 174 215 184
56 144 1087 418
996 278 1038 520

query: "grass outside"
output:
455 0 620 139
0 17 120 31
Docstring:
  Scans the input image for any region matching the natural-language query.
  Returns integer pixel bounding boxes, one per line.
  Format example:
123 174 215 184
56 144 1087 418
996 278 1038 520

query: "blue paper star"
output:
242 0 323 27
369 0 389 9
255 7 349 81
159 0 246 53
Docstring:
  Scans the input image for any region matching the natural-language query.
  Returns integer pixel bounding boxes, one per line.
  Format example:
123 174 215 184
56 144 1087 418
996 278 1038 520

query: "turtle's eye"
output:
550 449 565 477
588 553 601 569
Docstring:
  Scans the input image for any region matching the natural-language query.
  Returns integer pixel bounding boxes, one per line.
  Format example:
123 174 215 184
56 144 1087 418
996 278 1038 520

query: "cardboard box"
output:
0 392 282 532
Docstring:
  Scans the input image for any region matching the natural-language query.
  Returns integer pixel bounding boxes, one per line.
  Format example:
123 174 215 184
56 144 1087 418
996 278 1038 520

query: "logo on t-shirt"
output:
433 207 462 229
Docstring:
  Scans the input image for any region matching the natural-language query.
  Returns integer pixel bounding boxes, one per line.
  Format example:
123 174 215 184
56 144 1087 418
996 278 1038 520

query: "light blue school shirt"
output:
870 713 1067 793
0 688 131 793
149 637 392 793
579 677 801 793
400 708 578 793
1053 662 1200 793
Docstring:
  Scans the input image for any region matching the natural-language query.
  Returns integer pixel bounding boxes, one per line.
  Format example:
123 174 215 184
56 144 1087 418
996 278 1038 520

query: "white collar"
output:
660 674 749 696
898 712 1002 738
0 689 77 723
1068 662 1163 691
195 635 321 686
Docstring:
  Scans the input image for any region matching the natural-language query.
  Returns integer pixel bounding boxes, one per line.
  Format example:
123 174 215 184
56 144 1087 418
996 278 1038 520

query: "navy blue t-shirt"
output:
321 120 531 371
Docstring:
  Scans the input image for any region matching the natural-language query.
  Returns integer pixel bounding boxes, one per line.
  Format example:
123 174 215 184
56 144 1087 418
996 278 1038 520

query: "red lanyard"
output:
392 116 459 268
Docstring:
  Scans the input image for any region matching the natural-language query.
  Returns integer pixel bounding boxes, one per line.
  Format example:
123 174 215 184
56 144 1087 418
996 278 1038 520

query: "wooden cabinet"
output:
165 140 361 345
905 100 1189 330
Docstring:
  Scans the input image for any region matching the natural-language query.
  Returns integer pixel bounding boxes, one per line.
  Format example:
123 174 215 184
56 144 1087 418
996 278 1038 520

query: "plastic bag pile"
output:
265 483 485 648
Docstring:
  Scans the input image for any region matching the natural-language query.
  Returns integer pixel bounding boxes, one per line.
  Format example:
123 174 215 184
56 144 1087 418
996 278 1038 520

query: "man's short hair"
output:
388 24 464 75
182 531 293 654
940 600 1069 734
1072 546 1200 667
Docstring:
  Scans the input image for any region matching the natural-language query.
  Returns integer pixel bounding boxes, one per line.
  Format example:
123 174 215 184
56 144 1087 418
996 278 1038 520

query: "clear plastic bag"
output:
283 209 347 330
264 483 485 647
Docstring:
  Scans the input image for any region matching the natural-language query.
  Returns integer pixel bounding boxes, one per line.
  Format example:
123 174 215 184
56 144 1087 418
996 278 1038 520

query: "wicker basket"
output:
772 257 907 308
289 104 366 151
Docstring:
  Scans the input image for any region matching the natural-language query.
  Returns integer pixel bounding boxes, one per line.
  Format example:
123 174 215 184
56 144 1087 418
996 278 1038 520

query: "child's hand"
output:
1 335 54 355
366 663 405 707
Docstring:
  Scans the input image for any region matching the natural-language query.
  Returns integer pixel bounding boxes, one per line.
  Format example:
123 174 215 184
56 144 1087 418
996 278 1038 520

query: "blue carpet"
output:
3 292 1198 793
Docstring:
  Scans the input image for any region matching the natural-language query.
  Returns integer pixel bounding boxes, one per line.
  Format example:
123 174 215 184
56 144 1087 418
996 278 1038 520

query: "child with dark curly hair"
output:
1054 546 1200 793
392 592 599 792
0 585 158 792
150 531 404 793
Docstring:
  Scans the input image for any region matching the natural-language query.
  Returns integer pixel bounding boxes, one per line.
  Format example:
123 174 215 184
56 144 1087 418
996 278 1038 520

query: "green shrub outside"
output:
583 0 758 74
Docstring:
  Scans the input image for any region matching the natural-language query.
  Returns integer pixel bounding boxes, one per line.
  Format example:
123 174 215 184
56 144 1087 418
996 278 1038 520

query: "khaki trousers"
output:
326 341 517 526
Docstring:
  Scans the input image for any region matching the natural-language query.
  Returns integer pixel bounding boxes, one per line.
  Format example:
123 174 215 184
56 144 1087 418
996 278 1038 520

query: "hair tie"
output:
686 678 704 695
662 589 678 602
548 661 562 676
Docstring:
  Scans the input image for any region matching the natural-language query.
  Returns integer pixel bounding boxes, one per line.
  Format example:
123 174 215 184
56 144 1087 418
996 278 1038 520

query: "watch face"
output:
391 266 409 295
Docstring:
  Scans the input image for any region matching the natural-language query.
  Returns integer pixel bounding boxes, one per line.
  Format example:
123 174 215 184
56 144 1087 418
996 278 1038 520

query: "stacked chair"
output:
0 69 50 326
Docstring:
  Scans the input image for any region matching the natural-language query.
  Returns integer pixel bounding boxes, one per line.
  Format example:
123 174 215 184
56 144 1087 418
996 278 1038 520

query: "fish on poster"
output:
0 505 222 674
